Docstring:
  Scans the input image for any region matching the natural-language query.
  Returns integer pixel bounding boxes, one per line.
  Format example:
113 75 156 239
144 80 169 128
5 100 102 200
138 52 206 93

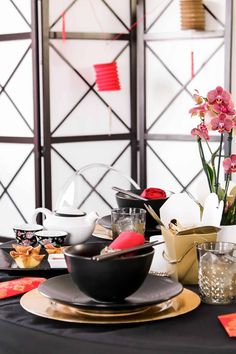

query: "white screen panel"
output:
12 0 31 25
49 0 130 33
0 40 33 137
6 48 34 133
51 141 133 216
145 0 181 33
147 141 223 197
146 38 224 134
0 143 35 237
145 0 225 33
0 0 31 34
0 40 31 84
50 40 130 136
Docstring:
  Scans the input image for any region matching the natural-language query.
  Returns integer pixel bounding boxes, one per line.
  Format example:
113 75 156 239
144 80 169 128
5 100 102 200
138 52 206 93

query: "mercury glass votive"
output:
197 242 236 305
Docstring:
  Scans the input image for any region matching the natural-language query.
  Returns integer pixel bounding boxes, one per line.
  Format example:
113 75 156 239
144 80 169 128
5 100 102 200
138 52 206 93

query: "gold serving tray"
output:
20 288 200 324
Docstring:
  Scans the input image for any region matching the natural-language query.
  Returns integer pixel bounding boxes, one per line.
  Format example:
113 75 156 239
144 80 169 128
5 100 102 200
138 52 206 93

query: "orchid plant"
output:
190 86 236 225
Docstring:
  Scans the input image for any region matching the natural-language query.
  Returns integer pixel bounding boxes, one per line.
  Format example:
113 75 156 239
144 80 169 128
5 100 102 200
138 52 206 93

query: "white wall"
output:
232 2 236 154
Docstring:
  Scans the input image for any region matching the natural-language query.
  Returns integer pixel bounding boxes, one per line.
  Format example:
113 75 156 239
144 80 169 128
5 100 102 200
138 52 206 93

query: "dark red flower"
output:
141 188 166 199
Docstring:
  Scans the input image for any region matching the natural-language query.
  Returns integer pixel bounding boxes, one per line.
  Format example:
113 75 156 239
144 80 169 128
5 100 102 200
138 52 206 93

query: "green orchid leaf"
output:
205 163 214 190
217 186 225 201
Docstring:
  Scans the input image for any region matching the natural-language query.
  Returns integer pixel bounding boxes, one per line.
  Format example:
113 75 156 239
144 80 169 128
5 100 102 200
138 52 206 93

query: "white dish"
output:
48 254 67 268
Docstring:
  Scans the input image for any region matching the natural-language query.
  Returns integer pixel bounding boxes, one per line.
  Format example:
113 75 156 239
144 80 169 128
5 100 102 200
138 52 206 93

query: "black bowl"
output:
35 230 68 248
116 189 168 230
64 242 154 302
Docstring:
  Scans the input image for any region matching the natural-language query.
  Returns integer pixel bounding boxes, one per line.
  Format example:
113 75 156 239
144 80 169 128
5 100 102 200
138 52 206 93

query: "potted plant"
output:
189 86 236 241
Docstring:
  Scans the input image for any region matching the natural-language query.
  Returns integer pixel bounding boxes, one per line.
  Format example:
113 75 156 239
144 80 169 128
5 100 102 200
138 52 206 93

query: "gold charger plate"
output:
20 288 200 324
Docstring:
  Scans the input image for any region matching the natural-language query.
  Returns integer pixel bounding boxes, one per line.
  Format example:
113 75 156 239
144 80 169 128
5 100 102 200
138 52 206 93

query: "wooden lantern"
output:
180 0 205 31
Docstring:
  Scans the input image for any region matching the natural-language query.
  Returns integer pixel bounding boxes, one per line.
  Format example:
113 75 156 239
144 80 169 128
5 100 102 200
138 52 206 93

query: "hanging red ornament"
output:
62 11 66 41
93 62 121 91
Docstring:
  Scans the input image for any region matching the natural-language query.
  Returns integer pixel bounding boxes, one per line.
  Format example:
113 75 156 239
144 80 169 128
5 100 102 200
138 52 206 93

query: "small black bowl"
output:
64 242 154 302
35 230 68 247
116 189 168 230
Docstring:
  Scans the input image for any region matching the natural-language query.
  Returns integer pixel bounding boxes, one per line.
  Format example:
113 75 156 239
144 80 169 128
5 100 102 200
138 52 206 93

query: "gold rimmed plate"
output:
20 288 200 324
38 274 183 312
50 300 172 318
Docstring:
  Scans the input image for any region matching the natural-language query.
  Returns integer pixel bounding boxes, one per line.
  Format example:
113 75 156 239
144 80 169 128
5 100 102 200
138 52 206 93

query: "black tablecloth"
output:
0 239 235 354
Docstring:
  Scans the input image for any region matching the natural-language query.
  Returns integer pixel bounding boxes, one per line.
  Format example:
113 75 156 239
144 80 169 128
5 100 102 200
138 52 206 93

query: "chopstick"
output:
112 187 148 201
92 240 165 261
144 203 165 227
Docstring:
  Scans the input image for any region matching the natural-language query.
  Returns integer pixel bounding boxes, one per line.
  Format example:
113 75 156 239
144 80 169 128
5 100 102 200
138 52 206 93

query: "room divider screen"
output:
0 0 232 236
0 1 41 237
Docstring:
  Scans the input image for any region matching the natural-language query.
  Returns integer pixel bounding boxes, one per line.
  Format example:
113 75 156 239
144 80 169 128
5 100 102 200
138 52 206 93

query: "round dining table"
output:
0 237 235 354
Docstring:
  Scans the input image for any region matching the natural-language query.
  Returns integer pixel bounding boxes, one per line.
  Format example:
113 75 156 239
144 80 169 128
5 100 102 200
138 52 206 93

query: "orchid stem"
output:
198 138 213 192
215 134 224 195
205 140 213 155
223 173 230 206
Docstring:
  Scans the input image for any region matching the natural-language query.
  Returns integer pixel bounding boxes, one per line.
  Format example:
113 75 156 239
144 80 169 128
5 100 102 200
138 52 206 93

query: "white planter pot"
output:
217 225 236 244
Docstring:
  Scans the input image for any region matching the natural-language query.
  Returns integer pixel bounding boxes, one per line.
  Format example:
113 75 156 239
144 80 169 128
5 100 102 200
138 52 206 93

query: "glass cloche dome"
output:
55 163 140 217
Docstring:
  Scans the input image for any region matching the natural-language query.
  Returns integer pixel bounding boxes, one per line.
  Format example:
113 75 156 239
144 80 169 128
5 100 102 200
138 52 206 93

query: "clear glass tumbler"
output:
197 242 236 304
111 207 146 239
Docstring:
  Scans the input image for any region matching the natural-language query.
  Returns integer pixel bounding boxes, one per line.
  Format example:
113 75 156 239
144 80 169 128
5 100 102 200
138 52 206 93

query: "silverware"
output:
92 240 165 261
112 186 148 201
144 203 165 227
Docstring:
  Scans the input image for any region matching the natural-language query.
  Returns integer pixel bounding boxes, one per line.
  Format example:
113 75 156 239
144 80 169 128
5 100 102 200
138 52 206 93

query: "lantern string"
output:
62 0 166 44
191 51 194 79
87 0 166 42
62 11 66 41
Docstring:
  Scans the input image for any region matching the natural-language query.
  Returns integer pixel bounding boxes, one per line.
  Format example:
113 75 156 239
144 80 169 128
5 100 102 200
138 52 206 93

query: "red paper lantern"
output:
94 62 121 91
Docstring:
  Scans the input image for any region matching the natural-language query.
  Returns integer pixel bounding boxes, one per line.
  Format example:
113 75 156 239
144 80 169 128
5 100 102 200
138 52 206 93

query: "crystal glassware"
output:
111 207 146 239
197 242 236 304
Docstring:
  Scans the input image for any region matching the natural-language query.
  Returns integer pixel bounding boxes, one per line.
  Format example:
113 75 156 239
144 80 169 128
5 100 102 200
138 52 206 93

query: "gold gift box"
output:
161 227 217 285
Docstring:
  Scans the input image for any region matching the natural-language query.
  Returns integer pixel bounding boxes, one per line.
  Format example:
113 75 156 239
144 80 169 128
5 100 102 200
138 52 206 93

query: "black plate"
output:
38 274 183 311
0 244 68 277
98 215 161 236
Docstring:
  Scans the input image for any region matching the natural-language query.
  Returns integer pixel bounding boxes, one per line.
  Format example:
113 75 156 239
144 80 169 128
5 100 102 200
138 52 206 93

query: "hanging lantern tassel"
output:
62 11 66 42
191 51 194 79
93 62 121 91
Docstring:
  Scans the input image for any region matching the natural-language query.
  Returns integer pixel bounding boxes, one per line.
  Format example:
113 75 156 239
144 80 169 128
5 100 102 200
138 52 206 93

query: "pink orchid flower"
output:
210 113 233 133
191 123 209 140
189 103 208 118
223 155 236 173
207 86 231 105
193 90 204 104
207 86 236 116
